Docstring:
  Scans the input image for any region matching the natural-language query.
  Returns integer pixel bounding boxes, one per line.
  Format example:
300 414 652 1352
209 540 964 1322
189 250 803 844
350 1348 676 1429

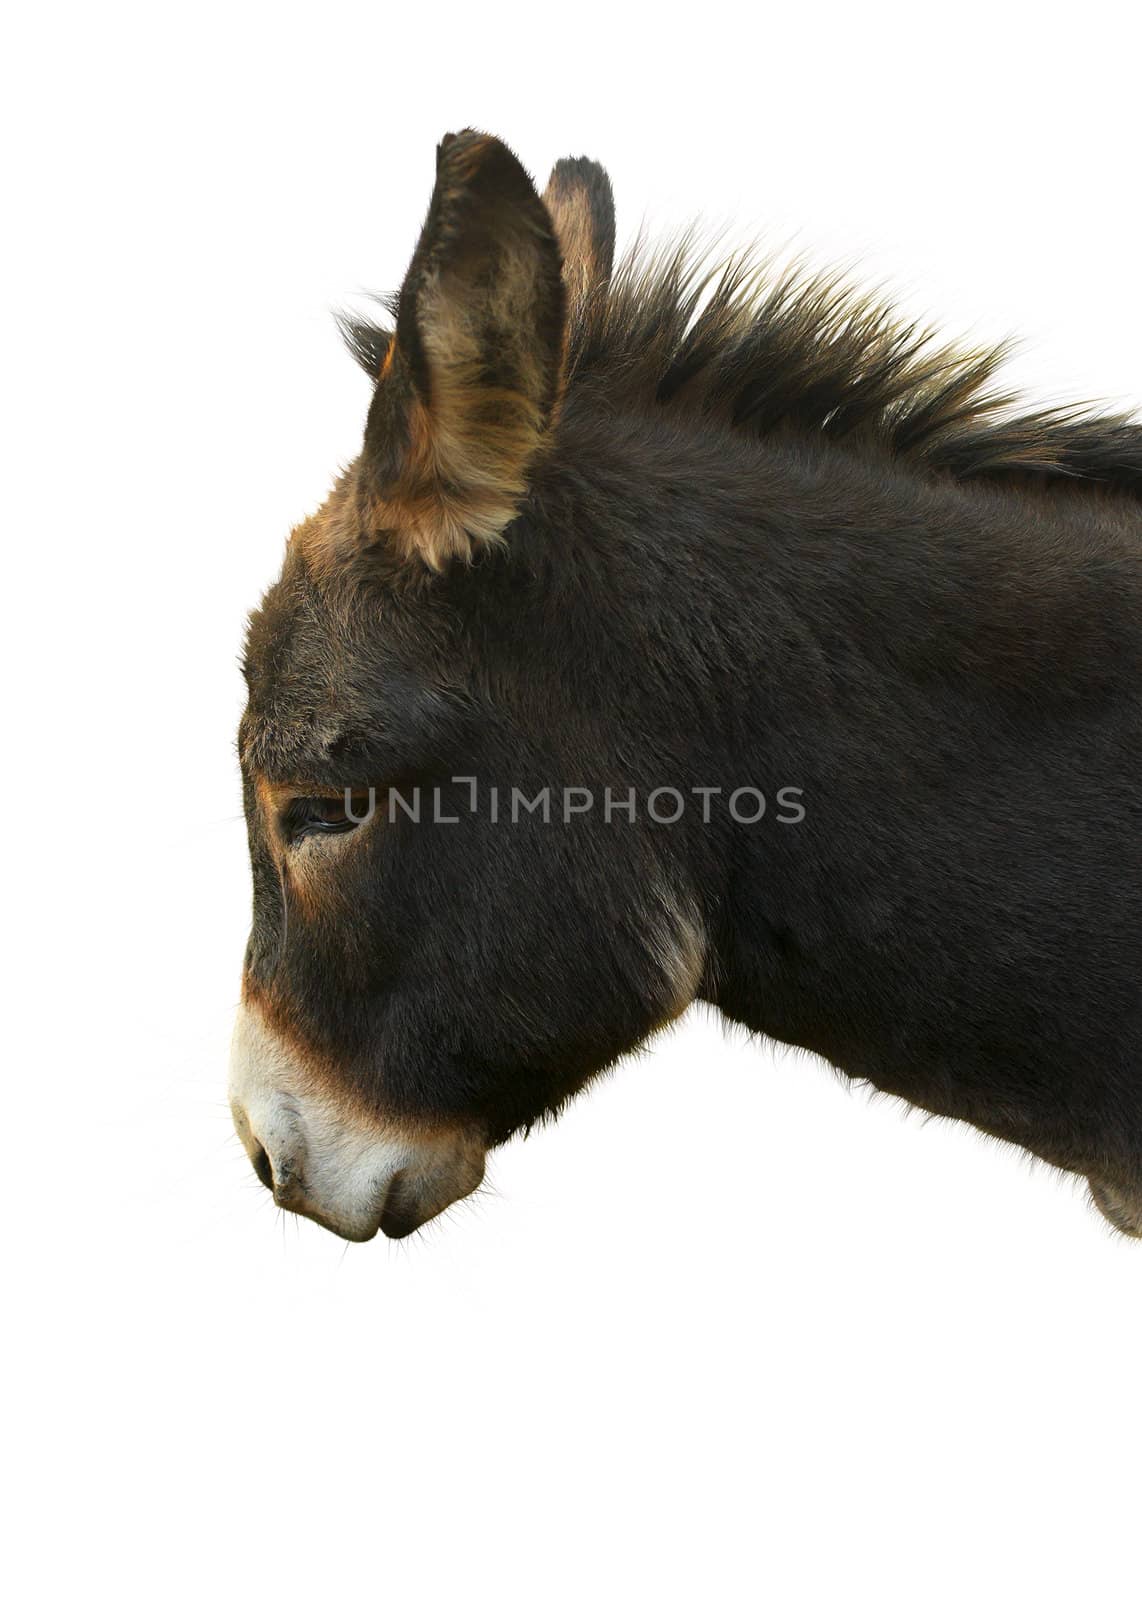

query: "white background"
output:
5 3 1141 1595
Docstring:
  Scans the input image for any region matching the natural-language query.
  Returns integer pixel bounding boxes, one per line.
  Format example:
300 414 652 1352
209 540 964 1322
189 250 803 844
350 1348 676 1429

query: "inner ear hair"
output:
361 131 567 571
542 155 616 314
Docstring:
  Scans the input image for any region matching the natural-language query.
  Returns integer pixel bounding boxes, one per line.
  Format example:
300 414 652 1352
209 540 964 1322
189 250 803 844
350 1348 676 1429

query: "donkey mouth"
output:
271 1183 383 1244
376 1163 487 1239
242 1116 486 1243
281 1177 475 1244
377 1172 421 1240
275 1167 478 1243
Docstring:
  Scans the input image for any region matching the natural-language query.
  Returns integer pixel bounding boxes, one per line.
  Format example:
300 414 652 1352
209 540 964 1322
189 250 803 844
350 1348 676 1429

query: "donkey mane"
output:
342 232 1142 501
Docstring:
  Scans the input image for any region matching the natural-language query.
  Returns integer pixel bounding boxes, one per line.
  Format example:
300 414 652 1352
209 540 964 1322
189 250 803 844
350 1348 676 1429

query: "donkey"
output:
231 131 1142 1242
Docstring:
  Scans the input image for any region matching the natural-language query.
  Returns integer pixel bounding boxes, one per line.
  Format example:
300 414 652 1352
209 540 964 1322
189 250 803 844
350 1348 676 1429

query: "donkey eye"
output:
283 796 361 841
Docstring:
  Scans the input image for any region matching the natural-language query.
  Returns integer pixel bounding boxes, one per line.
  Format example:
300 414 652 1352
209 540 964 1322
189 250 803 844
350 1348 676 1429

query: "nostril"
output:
250 1142 274 1192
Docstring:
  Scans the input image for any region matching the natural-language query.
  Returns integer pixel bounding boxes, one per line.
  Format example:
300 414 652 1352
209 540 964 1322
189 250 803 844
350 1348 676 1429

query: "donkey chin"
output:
228 1005 486 1241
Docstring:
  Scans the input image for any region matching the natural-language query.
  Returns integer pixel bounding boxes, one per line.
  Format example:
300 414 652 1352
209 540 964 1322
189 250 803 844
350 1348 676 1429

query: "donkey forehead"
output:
240 566 471 781
238 708 355 782
243 537 343 678
238 670 451 787
241 579 357 771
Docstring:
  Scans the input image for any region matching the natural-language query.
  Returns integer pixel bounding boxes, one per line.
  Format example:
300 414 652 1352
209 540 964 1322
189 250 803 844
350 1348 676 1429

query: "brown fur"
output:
351 131 567 570
340 146 1142 561
542 156 616 318
559 239 1142 490
232 132 1142 1243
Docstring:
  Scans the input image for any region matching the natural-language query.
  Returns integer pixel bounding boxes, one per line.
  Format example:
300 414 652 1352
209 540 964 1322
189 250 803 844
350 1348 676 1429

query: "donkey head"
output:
231 134 708 1240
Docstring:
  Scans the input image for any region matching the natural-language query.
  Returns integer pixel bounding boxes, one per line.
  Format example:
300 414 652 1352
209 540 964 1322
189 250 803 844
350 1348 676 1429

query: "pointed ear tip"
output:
434 128 474 169
434 129 539 191
547 155 612 183
436 128 517 159
437 126 484 147
436 129 471 168
543 157 615 215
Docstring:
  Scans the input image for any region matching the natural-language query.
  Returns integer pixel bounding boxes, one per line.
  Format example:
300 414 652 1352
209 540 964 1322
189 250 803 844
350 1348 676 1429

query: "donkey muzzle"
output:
228 1003 486 1241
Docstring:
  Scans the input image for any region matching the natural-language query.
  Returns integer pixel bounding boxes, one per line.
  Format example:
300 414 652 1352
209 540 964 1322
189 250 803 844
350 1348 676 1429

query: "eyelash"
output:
282 795 366 842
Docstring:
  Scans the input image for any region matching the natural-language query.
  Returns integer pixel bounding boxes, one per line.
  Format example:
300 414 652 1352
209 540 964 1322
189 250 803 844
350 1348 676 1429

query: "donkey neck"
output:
527 411 1142 1062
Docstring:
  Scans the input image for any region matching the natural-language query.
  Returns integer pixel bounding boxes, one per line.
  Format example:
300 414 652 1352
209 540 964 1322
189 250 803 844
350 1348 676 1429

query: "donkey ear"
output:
542 156 616 312
362 131 566 569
